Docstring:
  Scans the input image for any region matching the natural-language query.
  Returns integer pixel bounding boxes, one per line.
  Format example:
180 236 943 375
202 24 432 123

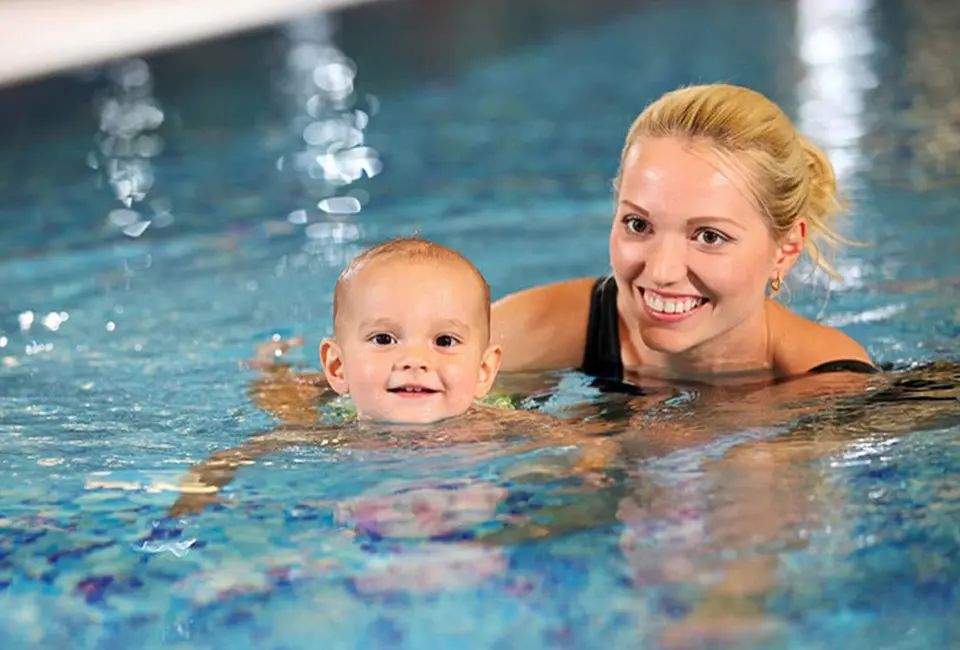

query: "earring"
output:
769 273 782 296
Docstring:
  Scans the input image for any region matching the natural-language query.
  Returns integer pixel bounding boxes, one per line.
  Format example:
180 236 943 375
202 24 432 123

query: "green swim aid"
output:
478 393 524 410
316 392 525 423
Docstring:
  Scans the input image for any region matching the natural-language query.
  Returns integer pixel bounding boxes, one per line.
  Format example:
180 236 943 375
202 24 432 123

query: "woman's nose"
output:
645 237 687 286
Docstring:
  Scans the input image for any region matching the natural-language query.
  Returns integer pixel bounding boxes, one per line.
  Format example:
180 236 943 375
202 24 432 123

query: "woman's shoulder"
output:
491 277 600 372
767 300 876 375
494 277 599 310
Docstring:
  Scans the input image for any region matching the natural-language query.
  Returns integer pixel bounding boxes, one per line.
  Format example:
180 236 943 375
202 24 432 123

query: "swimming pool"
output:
1 0 958 648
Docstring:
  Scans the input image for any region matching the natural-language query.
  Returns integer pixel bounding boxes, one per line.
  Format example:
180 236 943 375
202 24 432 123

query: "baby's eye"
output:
694 228 730 246
623 215 650 235
371 333 396 345
434 335 459 348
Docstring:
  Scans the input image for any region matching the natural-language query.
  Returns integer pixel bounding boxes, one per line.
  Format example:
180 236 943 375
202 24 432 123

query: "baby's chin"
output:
357 409 468 426
351 393 479 426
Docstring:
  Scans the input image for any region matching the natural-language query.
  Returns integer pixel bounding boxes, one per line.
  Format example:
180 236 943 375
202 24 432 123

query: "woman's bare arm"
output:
491 277 597 373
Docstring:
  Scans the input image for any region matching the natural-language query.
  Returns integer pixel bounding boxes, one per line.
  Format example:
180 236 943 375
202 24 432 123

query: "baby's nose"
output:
395 347 430 371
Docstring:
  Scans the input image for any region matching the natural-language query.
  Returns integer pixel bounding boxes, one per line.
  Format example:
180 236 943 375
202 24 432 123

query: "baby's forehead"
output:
341 256 486 308
352 255 481 288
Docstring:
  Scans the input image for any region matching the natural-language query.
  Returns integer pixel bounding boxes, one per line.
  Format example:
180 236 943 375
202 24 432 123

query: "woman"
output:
492 83 877 386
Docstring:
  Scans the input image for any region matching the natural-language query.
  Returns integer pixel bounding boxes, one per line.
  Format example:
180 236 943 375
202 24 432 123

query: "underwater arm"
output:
498 409 626 484
556 419 624 478
461 411 626 545
168 428 328 517
246 337 333 424
662 363 882 439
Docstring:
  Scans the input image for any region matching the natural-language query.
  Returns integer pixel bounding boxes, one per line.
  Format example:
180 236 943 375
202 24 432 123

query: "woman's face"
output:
609 137 802 358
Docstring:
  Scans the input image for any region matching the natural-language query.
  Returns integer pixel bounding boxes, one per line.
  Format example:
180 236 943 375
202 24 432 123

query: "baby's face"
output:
321 259 501 424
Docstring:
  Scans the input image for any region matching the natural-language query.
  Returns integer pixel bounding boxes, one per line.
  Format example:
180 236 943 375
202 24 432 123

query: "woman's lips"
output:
638 287 709 321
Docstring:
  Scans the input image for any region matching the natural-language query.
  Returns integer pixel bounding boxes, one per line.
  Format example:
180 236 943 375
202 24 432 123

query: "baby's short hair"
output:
333 236 491 327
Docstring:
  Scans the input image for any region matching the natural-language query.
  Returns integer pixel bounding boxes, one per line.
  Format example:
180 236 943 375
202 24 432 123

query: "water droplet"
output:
318 196 362 214
18 311 34 331
123 220 151 238
288 209 308 224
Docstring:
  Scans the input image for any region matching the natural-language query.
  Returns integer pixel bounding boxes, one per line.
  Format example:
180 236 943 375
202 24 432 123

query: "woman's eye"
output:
372 333 396 345
623 215 649 234
435 335 459 348
695 229 729 246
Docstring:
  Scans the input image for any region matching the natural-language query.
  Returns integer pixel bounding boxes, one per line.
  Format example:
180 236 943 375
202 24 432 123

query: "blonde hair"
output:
616 83 847 279
333 237 491 334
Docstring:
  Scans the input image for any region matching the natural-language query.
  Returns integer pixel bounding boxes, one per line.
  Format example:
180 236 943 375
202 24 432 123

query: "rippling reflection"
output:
277 12 379 273
796 0 875 183
90 59 170 239
792 0 876 302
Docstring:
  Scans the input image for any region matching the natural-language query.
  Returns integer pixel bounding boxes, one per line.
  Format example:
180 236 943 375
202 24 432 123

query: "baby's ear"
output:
474 344 503 399
319 338 349 395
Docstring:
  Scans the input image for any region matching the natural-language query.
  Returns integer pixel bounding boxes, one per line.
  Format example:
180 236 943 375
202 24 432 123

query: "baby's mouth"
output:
388 385 440 394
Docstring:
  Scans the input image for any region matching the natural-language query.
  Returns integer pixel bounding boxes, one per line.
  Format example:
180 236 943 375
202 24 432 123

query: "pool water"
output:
1 0 959 648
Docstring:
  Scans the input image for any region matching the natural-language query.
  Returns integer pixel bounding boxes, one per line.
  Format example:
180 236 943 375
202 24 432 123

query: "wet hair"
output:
616 83 847 278
333 236 491 335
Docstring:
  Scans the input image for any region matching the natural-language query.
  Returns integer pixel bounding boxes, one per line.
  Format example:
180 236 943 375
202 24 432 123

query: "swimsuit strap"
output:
807 359 879 374
581 276 624 382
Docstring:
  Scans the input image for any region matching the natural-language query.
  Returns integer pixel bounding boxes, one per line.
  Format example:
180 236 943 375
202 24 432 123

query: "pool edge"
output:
0 0 384 88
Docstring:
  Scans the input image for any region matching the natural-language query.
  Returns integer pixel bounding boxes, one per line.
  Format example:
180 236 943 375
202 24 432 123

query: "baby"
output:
170 237 619 517
318 236 503 424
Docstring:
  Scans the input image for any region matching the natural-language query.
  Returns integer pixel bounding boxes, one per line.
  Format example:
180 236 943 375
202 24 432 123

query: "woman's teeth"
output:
642 291 706 314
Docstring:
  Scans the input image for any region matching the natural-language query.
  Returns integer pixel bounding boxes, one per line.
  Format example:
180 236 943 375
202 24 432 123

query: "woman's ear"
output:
474 344 503 399
775 219 806 277
319 338 349 395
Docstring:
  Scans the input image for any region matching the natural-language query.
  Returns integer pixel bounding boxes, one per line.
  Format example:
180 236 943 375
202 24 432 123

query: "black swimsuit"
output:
580 276 878 384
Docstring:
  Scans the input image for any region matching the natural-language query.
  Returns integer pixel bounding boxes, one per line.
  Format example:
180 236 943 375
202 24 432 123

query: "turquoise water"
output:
1 0 959 648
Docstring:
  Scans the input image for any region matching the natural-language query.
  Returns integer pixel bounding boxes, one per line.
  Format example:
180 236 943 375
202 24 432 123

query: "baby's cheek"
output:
353 360 386 384
450 369 480 402
347 365 383 402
